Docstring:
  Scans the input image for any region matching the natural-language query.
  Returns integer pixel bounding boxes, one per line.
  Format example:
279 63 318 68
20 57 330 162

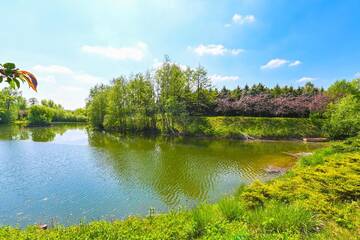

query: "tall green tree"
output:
126 73 157 131
324 79 360 139
192 66 213 115
155 59 189 132
87 84 109 129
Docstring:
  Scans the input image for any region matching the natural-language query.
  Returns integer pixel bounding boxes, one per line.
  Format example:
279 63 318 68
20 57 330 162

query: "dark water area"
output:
0 124 325 226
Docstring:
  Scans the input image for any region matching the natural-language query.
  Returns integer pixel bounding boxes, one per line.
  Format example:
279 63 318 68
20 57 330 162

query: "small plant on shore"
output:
299 148 332 166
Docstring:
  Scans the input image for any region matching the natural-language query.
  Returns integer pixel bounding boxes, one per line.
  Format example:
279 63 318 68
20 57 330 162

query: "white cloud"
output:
210 74 239 83
23 65 105 110
224 23 231 28
355 72 360 78
297 77 316 83
32 65 73 75
289 60 302 67
81 42 147 61
32 65 102 85
261 58 289 70
230 49 243 55
232 14 255 24
38 75 56 84
191 44 244 56
73 73 103 84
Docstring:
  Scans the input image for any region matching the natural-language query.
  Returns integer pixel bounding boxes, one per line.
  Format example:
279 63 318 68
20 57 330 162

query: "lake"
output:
0 124 324 227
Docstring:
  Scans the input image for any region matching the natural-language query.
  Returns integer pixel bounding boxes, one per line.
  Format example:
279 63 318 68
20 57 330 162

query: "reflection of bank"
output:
87 131 323 208
0 123 86 142
87 132 212 206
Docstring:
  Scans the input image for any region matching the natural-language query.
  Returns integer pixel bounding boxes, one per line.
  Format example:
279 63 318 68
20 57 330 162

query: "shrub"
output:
215 94 329 118
299 148 333 166
28 105 54 126
324 95 360 139
240 180 269 208
0 108 17 123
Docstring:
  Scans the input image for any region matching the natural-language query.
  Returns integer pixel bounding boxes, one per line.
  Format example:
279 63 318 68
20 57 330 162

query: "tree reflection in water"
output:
86 130 323 206
0 124 86 142
0 124 324 208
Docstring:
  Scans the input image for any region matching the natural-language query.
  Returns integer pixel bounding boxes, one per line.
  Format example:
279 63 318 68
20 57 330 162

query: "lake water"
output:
0 124 324 227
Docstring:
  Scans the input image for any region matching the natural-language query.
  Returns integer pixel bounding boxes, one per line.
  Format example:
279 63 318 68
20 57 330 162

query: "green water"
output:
0 124 324 226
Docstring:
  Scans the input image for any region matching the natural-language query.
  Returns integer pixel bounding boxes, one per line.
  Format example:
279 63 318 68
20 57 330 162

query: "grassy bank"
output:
102 116 324 139
1 136 358 239
182 116 323 139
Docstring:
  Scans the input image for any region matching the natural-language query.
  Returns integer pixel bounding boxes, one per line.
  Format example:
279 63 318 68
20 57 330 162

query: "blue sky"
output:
1 0 360 109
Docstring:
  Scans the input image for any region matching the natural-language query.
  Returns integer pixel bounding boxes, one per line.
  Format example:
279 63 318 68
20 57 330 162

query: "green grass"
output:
245 201 317 235
191 204 216 237
0 135 358 239
218 197 244 222
184 116 324 139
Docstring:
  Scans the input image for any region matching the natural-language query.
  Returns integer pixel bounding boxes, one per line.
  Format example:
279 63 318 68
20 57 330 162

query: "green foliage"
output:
324 95 360 139
28 105 54 126
0 62 20 89
0 62 37 91
239 137 360 224
0 88 25 123
322 78 360 139
87 85 109 129
299 148 332 166
246 201 316 235
191 204 216 237
38 99 87 123
0 212 194 240
103 74 157 132
218 197 244 221
52 109 87 123
0 88 86 125
326 79 360 101
185 116 324 139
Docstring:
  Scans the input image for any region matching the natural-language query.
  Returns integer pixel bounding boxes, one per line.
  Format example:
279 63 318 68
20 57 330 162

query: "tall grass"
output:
218 197 244 221
191 204 214 237
246 201 317 235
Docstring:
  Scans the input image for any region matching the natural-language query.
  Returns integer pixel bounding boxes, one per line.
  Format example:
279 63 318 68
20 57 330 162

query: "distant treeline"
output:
87 58 360 139
0 92 86 125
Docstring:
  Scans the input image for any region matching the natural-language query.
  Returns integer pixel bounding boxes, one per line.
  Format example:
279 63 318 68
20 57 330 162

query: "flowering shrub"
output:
216 94 329 117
